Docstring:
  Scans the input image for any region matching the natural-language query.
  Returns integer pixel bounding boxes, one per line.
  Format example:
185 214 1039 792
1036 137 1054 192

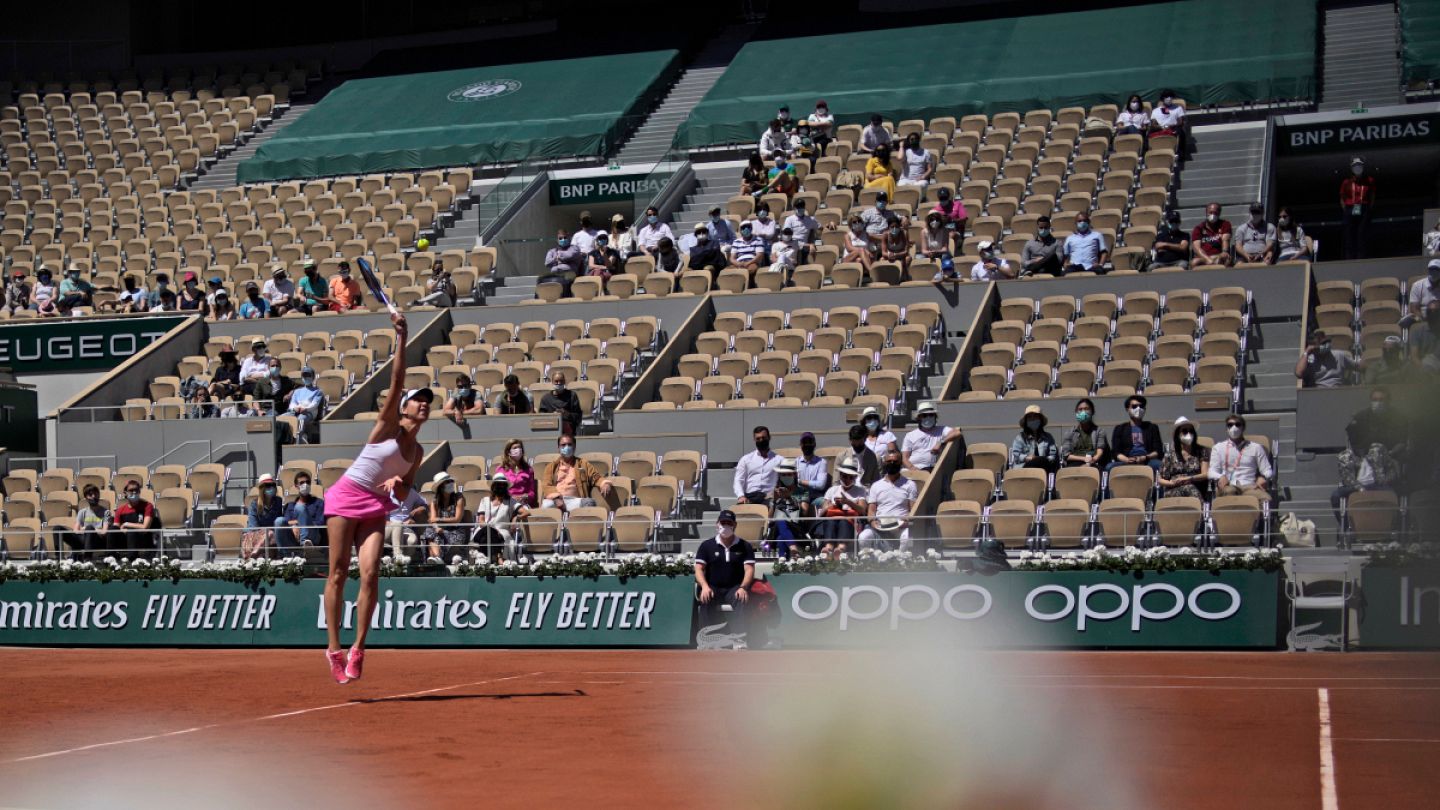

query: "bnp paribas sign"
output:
549 173 664 206
0 316 185 373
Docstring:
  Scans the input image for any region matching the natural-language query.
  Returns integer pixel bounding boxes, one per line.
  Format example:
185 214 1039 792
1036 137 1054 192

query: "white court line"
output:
4 670 545 764
558 669 1440 683
1319 688 1339 810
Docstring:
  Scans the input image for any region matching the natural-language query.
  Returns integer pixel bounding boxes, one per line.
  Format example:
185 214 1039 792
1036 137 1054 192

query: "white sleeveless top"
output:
904 148 930 181
343 438 415 491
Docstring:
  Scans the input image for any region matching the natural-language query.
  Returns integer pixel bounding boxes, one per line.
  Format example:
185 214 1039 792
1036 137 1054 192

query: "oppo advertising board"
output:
1359 567 1440 649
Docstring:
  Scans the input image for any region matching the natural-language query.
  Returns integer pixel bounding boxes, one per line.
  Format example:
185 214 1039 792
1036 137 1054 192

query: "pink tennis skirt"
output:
324 476 390 521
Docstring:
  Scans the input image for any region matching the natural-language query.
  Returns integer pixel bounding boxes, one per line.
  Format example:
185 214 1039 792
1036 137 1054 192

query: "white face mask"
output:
717 524 735 539
509 447 524 459
1370 401 1386 413
1352 165 1364 176
1227 425 1243 440
297 483 311 494
1129 102 1141 111
1129 406 1144 419
1179 433 1194 446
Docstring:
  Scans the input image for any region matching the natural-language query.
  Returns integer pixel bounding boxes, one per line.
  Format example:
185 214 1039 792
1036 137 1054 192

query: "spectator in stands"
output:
859 113 892 154
1403 259 1440 328
970 240 1012 280
586 232 620 288
572 211 600 255
746 201 778 250
807 100 834 155
186 385 218 419
110 274 146 313
1363 335 1413 384
729 222 768 282
922 212 953 263
734 425 782 505
113 479 157 558
903 401 964 473
145 274 172 311
263 265 297 316
541 433 611 512
899 133 933 188
495 438 538 507
177 273 207 315
740 153 768 196
1208 415 1273 501
759 119 791 159
610 213 638 259
637 207 674 257
419 262 456 307
238 282 270 319
794 432 830 513
220 392 257 418
32 268 58 317
768 228 799 279
841 423 882 487
815 459 866 557
288 367 325 444
386 480 429 558
792 120 820 169
1296 329 1355 388
694 509 755 647
687 224 727 278
1275 207 1313 262
1332 387 1406 528
776 104 794 131
784 199 819 264
655 238 683 276
860 448 916 551
239 340 271 396
762 153 799 203
707 206 738 245
4 270 29 315
1115 94 1149 136
279 470 326 551
253 356 293 414
843 213 877 274
150 288 180 313
210 348 241 400
1150 209 1190 271
204 276 225 307
1109 394 1163 473
496 374 533 415
421 471 468 565
1340 156 1377 260
1021 215 1062 277
1426 214 1440 256
1148 89 1185 143
245 473 285 555
931 186 967 251
297 260 330 314
210 289 237 321
864 145 898 200
540 229 583 298
328 262 364 312
1062 212 1109 275
475 477 526 562
1159 417 1208 499
442 373 486 424
57 265 94 312
768 457 810 556
1060 398 1110 468
540 371 584 435
68 483 111 560
1233 203 1276 265
882 219 911 274
861 406 899 457
1411 301 1440 373
1009 405 1059 474
1190 203 1233 268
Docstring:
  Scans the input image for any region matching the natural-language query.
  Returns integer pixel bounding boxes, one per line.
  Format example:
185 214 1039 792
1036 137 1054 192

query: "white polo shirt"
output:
902 426 949 470
867 476 917 519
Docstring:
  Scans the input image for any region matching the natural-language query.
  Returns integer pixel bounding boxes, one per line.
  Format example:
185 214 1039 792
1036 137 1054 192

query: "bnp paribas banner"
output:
768 571 1281 648
0 577 693 647
1359 567 1440 649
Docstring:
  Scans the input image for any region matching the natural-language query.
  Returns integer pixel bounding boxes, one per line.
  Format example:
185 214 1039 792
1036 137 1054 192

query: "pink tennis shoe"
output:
327 649 350 684
345 646 365 681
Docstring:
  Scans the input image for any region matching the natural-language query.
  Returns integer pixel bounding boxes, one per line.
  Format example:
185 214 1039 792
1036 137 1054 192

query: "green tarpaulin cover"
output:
677 0 1316 148
237 51 679 183
1402 0 1440 83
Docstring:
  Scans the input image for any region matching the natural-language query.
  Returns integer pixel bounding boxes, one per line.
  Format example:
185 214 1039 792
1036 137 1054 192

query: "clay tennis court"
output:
1 648 1437 809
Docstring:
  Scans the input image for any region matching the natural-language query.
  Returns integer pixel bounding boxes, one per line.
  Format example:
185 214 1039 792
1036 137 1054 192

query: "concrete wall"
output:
54 316 204 420
1294 385 1428 452
207 310 431 345
55 415 277 474
483 171 552 278
1311 256 1430 285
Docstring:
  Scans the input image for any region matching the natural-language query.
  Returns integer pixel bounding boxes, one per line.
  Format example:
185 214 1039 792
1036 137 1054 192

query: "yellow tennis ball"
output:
417 237 430 251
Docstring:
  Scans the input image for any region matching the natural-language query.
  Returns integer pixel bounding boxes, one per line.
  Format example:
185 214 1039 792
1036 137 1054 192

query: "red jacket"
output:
1340 175 1376 207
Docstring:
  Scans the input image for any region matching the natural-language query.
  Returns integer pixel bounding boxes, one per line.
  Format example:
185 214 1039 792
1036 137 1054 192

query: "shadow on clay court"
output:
352 690 588 705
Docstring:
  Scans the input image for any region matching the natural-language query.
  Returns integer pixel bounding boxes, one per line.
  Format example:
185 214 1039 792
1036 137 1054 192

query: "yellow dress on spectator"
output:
863 156 897 199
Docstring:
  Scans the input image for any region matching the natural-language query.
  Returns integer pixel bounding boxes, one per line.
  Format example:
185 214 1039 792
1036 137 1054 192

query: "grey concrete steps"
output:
1321 1 1403 106
190 102 317 191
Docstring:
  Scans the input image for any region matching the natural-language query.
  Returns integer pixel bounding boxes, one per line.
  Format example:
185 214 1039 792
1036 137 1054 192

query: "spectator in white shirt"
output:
610 213 638 259
1115 94 1148 135
861 405 898 457
859 449 917 551
1149 89 1185 140
807 100 834 155
815 458 867 557
970 240 1013 280
1207 415 1274 502
733 425 782 505
768 228 798 276
1403 259 1440 327
898 133 934 187
745 202 778 249
238 340 271 396
759 119 791 159
636 207 675 257
783 200 819 263
901 401 964 473
571 211 601 255
262 265 297 316
859 114 892 155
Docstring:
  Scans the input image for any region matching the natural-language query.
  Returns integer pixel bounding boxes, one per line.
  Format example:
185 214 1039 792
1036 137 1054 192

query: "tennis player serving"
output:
322 311 429 683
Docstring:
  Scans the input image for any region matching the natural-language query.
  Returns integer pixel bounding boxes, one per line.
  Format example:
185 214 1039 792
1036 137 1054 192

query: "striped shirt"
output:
729 236 767 264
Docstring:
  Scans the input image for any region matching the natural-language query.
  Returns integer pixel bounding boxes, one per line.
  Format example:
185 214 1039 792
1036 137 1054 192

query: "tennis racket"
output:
355 256 398 314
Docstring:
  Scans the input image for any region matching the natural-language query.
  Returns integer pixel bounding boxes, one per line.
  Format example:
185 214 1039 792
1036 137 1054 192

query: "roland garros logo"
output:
447 79 521 102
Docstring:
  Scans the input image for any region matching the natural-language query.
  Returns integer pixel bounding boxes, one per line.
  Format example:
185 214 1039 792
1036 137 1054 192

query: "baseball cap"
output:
399 387 435 408
1428 258 1440 272
209 276 223 286
300 366 315 377
709 205 723 216
717 509 737 525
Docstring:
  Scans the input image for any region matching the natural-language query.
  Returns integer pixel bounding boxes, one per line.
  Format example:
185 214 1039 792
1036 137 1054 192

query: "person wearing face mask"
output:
815 459 868 557
1403 258 1440 328
1340 156 1377 260
1115 94 1149 136
419 260 457 307
1411 300 1440 373
1363 335 1412 385
882 218 911 274
898 133 934 188
654 237 682 276
903 401 964 473
327 261 364 311
931 186 968 251
860 113 892 155
759 118 792 160
807 100 834 154
297 260 332 314
540 229 584 299
860 449 917 551
495 438 538 508
695 509 756 648
970 240 1013 281
67 484 112 561
1062 212 1109 275
57 265 94 312
1151 209 1191 271
571 211 600 255
745 202 778 247
687 223 728 278
741 152 769 196
495 373 533 416
784 203 819 264
420 471 468 565
1021 215 1062 277
475 477 527 562
253 356 294 415
728 222 765 281
1333 387 1407 529
1059 398 1110 468
539 371 584 436
1148 89 1185 143
288 366 326 444
540 434 611 513
792 120 819 169
246 473 286 557
1296 329 1355 388
734 425 783 506
210 290 237 321
1009 405 1059 474
150 288 181 313
842 213 877 274
5 269 31 316
762 152 799 203
263 264 298 316
113 478 157 558
114 274 148 313
1190 202 1233 267
1109 394 1163 473
177 271 208 315
585 231 620 287
144 273 172 311
1207 415 1273 501
238 282 270 319
443 373 486 425
1274 207 1312 262
859 406 899 458
220 391 256 418
793 432 831 513
863 144 898 201
701 205 736 246
840 423 882 487
768 457 810 557
385 479 431 560
1159 417 1208 499
610 212 638 259
637 206 675 257
186 384 218 419
921 212 952 264
280 472 327 551
1233 202 1276 265
32 268 59 317
239 340 271 396
768 227 799 278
